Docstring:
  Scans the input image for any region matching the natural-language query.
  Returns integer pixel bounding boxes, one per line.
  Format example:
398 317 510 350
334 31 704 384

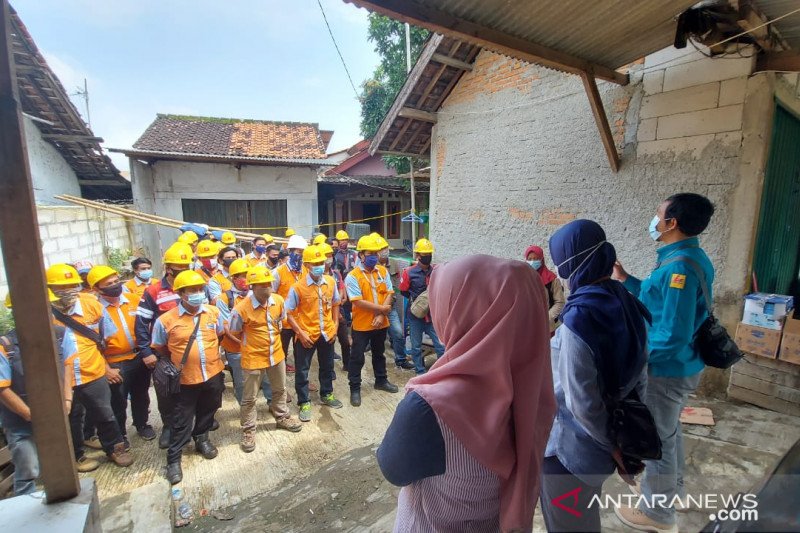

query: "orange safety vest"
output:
154 305 223 385
57 293 108 388
101 293 140 363
123 277 155 297
349 265 391 332
232 294 285 369
275 263 307 329
218 290 247 353
288 275 338 342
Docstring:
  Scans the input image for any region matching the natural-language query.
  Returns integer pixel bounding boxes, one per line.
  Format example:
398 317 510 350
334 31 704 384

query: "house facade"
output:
115 114 331 267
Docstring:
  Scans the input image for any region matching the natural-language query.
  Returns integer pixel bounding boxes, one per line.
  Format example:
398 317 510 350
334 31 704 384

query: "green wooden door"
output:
752 105 800 301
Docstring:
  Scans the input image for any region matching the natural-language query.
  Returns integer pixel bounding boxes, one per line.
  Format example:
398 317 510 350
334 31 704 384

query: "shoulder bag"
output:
152 317 201 397
410 289 430 319
658 256 743 369
51 307 106 352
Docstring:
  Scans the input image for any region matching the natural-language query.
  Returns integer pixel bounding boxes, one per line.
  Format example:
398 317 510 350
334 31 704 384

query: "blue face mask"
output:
310 265 325 277
186 292 205 307
649 215 662 241
137 269 153 281
364 255 379 269
527 260 542 270
288 252 303 271
254 245 267 254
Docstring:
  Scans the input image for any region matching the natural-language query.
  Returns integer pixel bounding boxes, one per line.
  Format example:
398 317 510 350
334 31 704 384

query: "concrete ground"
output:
90 349 800 533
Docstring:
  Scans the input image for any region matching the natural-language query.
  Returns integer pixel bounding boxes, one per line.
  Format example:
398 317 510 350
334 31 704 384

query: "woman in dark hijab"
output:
540 220 652 533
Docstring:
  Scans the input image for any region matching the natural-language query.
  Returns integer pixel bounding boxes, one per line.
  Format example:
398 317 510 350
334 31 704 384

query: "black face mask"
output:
99 283 123 298
267 257 279 266
418 255 433 266
221 257 235 268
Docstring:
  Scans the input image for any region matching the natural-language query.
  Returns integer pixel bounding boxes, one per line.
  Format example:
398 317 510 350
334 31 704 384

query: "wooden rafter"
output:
388 117 415 151
580 72 620 172
399 107 437 123
431 52 473 71
755 51 800 73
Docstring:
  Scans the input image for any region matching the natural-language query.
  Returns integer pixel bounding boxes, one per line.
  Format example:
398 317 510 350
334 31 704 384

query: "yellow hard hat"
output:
228 258 250 277
285 228 296 238
312 234 327 245
247 265 274 285
414 238 435 254
87 265 118 288
221 231 236 245
261 234 274 244
178 231 199 245
356 235 369 252
46 263 81 286
173 270 206 291
361 234 385 252
319 243 334 256
163 243 194 266
195 239 218 258
335 230 349 241
5 289 59 308
374 234 390 250
302 244 325 264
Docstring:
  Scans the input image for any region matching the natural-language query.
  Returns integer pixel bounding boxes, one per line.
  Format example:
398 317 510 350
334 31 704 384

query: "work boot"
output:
108 442 134 467
83 435 103 450
276 416 302 433
166 462 183 485
321 393 343 409
194 433 218 460
211 419 220 431
374 380 399 393
396 360 415 370
137 425 156 441
158 426 172 449
614 505 677 533
76 455 100 473
350 390 361 407
240 430 256 453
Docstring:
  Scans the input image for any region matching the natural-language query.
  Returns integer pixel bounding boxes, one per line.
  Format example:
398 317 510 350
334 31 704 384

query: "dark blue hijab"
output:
549 220 651 397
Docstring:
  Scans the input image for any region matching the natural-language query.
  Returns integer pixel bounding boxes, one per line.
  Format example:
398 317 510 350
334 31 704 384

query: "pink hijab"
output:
524 245 557 286
407 255 556 532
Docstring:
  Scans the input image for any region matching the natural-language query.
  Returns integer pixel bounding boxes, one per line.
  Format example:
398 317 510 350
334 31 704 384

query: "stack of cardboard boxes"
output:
734 293 800 364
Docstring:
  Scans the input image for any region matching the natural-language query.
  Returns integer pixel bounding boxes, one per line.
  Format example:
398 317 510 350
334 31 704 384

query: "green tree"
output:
360 14 428 145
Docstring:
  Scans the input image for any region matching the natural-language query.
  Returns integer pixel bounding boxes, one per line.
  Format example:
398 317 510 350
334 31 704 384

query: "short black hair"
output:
131 257 152 270
253 236 267 245
218 246 237 259
266 244 280 253
278 249 289 259
665 193 715 236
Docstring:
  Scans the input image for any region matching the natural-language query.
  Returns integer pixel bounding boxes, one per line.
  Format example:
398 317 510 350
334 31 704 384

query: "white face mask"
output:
555 241 607 283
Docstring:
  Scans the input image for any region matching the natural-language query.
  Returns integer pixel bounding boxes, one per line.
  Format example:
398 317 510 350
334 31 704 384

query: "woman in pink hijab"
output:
524 245 565 332
377 255 556 533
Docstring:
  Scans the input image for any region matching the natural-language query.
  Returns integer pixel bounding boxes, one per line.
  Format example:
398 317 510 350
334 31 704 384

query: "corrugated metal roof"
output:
756 0 800 50
347 0 698 71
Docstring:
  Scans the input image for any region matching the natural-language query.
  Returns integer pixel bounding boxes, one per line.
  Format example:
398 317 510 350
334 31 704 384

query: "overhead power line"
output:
316 0 360 100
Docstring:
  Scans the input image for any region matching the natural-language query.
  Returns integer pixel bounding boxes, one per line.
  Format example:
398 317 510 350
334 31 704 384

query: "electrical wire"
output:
316 0 361 100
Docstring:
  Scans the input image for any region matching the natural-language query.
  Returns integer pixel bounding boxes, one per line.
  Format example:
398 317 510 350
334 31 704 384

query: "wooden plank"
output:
398 107 437 123
346 0 628 86
731 356 800 389
728 384 800 417
0 472 13 496
580 71 620 172
729 371 800 405
431 52 473 71
388 117 414 152
0 0 79 503
0 446 10 466
755 51 800 73
41 134 104 143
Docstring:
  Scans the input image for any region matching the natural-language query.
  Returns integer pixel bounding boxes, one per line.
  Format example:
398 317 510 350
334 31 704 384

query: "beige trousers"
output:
240 360 288 432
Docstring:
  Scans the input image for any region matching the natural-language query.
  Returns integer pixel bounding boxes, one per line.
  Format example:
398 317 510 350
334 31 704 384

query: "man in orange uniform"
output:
344 235 399 407
246 235 270 268
88 265 155 443
48 263 134 469
230 266 302 452
286 245 343 422
194 240 220 284
208 246 237 303
272 234 308 372
151 270 225 485
123 257 156 297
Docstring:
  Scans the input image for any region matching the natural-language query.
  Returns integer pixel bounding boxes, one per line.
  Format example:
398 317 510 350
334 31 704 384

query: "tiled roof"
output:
318 174 429 191
133 114 328 161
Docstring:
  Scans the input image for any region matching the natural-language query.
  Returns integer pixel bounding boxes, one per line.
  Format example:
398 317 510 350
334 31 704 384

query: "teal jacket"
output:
623 238 713 377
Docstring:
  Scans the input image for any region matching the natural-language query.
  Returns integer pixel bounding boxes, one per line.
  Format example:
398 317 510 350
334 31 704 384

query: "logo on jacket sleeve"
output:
670 273 686 289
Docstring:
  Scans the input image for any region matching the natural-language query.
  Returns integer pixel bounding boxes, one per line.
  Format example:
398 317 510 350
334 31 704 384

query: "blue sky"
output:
14 0 381 169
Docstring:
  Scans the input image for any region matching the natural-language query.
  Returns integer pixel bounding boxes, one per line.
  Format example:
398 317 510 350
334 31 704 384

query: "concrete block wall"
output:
0 205 143 300
430 45 767 312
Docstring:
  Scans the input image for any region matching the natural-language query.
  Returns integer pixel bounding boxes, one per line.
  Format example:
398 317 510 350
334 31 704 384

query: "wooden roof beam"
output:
580 72 620 173
431 52 473 71
399 107 437 123
346 0 628 85
78 179 129 186
755 51 800 73
42 134 104 142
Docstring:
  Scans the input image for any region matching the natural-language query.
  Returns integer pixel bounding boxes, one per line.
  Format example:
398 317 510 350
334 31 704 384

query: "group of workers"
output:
0 225 445 491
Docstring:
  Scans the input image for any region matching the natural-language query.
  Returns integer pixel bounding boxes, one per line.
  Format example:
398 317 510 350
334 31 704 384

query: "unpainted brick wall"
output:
0 205 144 300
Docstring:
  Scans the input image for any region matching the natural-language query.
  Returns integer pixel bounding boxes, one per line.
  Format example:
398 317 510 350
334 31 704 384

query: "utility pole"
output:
405 22 417 246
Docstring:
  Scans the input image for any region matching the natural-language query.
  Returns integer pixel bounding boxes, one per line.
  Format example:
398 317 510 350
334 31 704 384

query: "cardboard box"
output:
734 322 782 359
742 293 794 330
779 318 800 365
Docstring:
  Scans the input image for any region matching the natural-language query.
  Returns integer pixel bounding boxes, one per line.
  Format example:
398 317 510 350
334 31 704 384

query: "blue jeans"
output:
4 424 39 495
227 352 272 405
388 308 407 364
638 372 702 524
408 314 445 374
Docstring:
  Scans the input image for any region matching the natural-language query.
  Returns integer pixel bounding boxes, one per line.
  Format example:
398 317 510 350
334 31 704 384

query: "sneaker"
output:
614 505 677 533
76 455 100 473
276 416 303 432
396 360 415 370
374 380 399 393
240 431 256 453
298 402 312 422
108 442 134 467
137 425 157 441
321 393 343 409
83 436 103 450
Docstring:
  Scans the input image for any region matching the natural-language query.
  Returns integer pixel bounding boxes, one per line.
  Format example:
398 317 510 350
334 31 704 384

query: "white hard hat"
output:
287 235 308 250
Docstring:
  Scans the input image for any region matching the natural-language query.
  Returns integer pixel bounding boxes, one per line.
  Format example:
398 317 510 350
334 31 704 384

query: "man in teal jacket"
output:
612 193 715 533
